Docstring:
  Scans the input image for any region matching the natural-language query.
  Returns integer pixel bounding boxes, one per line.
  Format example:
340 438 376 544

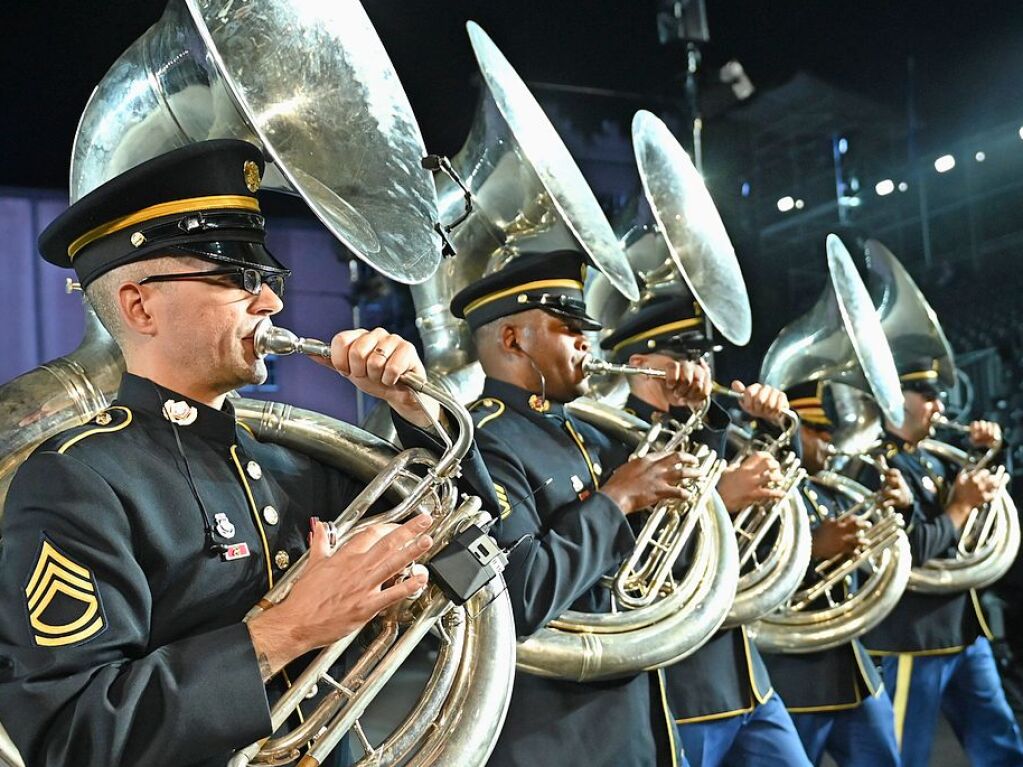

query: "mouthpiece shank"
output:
582 357 666 379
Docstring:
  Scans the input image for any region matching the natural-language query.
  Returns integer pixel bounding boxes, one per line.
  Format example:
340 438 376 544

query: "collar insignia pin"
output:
162 399 198 426
214 513 236 539
570 474 585 493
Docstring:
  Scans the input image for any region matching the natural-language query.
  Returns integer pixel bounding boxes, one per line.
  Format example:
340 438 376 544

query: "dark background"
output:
4 1 1023 188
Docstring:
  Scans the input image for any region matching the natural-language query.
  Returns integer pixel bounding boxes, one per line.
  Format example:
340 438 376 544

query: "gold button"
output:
130 232 146 247
647 339 657 349
274 550 290 569
95 412 112 426
262 506 279 525
246 461 263 480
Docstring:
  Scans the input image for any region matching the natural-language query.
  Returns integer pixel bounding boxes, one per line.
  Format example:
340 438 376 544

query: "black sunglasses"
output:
139 267 291 298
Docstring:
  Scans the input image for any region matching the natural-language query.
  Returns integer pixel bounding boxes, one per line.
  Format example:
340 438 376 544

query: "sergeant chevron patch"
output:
24 538 105 647
494 483 513 519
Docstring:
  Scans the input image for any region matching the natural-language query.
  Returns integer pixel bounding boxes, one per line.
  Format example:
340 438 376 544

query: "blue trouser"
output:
676 693 812 767
789 692 899 767
881 636 1023 767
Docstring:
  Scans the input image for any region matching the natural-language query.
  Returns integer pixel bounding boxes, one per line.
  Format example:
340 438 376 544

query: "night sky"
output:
3 1 1022 191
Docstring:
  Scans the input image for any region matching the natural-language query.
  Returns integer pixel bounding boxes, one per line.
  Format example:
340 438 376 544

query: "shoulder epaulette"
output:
44 406 134 455
468 397 505 429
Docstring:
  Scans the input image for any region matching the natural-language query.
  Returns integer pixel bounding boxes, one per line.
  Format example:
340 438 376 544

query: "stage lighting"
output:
934 155 956 173
975 151 986 162
898 181 909 192
875 179 895 196
777 196 795 212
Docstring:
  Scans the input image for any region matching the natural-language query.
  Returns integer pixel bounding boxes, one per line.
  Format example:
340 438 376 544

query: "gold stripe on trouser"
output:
893 654 914 747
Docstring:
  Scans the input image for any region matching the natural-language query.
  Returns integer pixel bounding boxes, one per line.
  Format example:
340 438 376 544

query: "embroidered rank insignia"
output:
24 539 105 647
494 483 513 519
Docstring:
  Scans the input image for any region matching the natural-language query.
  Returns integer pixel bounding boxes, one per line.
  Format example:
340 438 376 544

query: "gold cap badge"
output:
243 160 261 193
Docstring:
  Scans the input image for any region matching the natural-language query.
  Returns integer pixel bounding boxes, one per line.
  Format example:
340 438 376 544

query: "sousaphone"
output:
863 239 1019 593
753 235 911 652
0 3 515 765
587 110 809 629
393 33 731 679
403 22 640 408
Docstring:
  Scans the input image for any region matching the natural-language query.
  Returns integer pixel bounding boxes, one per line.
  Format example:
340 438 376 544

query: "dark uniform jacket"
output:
861 432 991 655
761 477 884 711
0 373 497 767
469 378 678 767
623 394 774 724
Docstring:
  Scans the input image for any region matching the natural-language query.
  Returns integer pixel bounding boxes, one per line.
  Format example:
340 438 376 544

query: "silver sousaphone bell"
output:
406 22 640 405
586 109 752 352
72 0 443 284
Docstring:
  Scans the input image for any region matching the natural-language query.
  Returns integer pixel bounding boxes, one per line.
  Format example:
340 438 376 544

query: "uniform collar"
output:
481 377 568 420
624 393 658 423
882 427 917 454
116 373 242 446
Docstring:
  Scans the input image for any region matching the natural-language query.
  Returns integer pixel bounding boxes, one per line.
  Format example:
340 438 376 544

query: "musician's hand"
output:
731 381 789 426
947 468 1006 528
716 452 787 514
247 514 434 679
880 468 913 509
969 420 1002 449
600 450 702 516
323 327 441 429
811 516 866 560
629 354 712 409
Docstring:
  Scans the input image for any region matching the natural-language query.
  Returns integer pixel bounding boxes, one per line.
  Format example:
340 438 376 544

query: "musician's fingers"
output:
365 568 431 613
364 514 434 579
346 328 390 379
381 339 422 387
755 487 788 502
730 379 747 395
328 329 370 376
691 363 711 398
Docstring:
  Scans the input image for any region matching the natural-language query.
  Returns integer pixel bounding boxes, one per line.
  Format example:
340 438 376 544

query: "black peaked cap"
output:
39 139 285 288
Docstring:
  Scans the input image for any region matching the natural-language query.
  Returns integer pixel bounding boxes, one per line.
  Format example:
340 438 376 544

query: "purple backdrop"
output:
0 188 358 423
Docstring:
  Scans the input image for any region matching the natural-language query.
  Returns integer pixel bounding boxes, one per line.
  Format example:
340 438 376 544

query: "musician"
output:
0 140 498 767
861 360 1023 766
600 297 812 767
758 381 902 766
449 251 704 767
